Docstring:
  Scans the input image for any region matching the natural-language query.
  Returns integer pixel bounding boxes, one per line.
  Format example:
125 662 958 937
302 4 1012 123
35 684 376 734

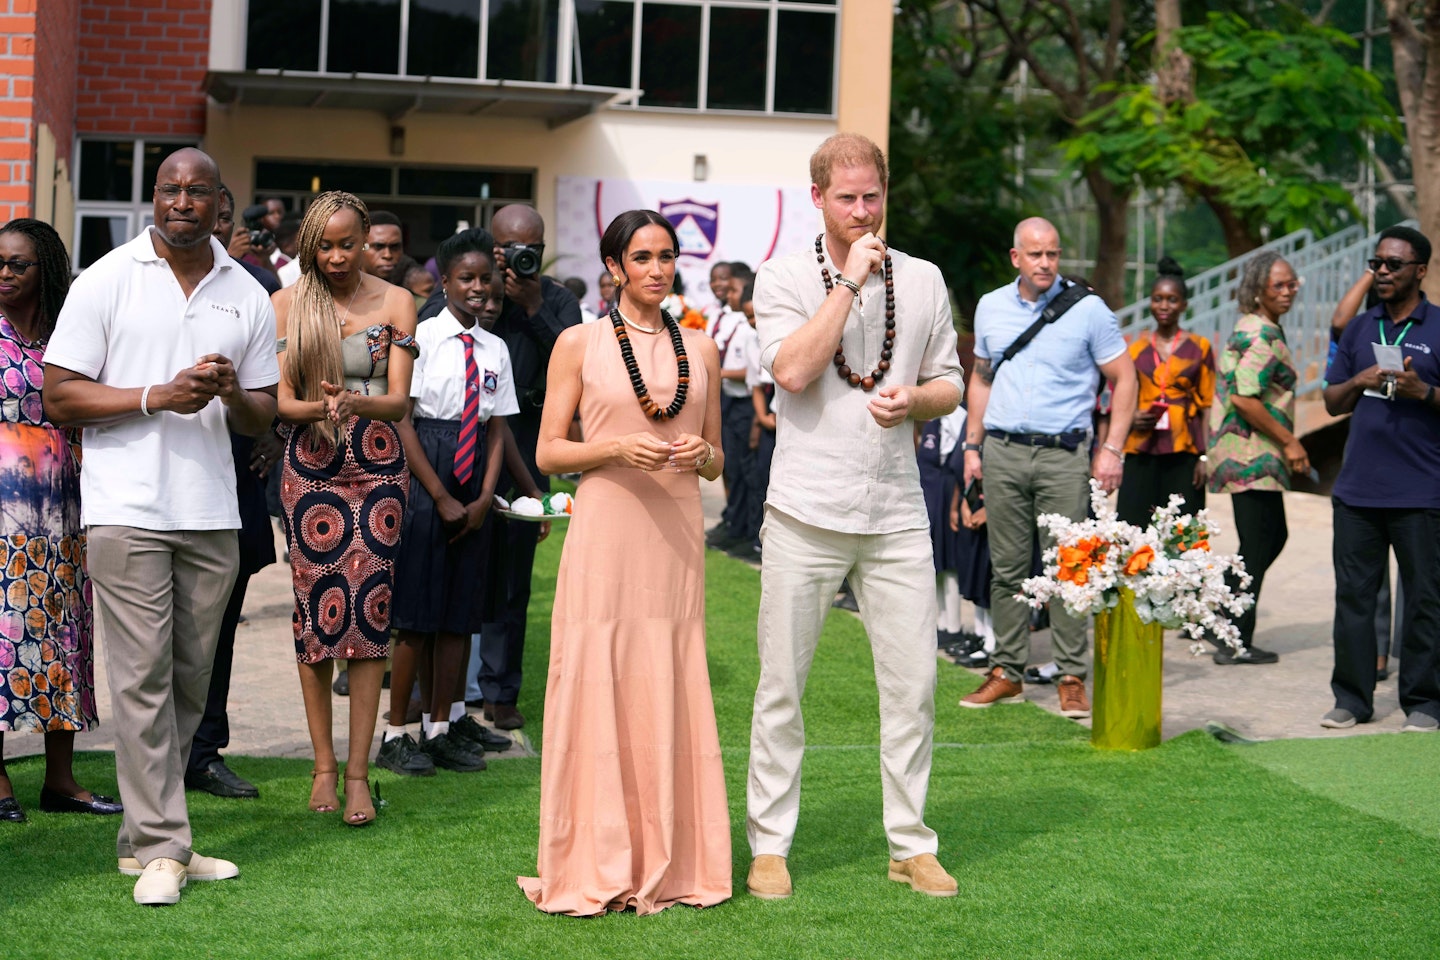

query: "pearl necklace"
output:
616 307 664 335
816 234 896 392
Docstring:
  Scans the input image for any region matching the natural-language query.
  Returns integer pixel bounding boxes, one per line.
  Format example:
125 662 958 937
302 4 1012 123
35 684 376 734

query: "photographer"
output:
236 200 285 279
418 204 581 729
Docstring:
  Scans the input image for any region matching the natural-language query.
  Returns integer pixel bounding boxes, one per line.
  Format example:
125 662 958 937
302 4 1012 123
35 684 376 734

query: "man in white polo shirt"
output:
43 147 279 906
747 134 964 900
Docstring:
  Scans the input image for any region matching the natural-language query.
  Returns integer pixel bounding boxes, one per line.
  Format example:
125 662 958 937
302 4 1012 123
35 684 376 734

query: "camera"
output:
241 204 275 250
503 242 543 279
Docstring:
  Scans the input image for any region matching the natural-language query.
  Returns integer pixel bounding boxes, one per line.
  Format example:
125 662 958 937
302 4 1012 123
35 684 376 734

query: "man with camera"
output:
234 199 285 280
1322 225 1440 734
418 204 582 728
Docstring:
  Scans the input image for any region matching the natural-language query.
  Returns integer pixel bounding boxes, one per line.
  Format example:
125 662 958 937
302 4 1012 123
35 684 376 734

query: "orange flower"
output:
1124 545 1155 575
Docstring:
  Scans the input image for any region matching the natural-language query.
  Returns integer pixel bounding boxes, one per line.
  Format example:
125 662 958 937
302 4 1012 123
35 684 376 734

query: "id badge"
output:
1152 401 1171 430
1365 343 1405 399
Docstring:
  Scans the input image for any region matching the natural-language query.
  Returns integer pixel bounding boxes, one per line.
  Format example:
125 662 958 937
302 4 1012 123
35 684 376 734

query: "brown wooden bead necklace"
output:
610 306 690 420
816 234 895 391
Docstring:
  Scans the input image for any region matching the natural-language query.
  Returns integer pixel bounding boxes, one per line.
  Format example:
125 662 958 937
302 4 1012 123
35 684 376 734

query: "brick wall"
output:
0 0 38 221
77 0 210 137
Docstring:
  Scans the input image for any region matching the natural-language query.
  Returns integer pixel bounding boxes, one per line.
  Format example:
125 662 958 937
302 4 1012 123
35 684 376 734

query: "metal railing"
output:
1114 221 1417 398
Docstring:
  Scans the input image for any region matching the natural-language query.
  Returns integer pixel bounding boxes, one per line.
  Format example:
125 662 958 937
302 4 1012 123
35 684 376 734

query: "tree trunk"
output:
1154 0 1193 105
1386 0 1440 296
1198 186 1263 258
1084 168 1132 309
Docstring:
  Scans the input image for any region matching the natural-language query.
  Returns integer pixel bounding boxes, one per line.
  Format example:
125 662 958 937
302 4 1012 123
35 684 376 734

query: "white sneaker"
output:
133 857 186 906
120 853 239 881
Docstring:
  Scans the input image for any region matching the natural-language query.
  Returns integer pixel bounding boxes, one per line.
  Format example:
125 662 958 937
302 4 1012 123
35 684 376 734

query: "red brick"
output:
0 121 27 138
11 35 32 57
14 0 36 12
0 58 32 76
11 79 27 98
0 144 29 161
106 8 143 22
0 101 32 119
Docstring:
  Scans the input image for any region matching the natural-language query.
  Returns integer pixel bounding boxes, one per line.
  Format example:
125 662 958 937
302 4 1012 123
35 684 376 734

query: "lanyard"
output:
1149 331 1185 395
1378 317 1413 346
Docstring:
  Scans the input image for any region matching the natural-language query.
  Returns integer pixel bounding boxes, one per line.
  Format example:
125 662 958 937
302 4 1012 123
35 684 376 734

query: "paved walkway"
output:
8 485 1410 763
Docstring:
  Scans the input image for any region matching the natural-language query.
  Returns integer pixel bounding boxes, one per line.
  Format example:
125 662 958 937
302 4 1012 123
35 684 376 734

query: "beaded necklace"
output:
610 306 690 420
816 234 895 391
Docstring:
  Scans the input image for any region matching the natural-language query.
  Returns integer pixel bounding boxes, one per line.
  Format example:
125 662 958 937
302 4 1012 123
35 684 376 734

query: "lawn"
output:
2 523 1437 959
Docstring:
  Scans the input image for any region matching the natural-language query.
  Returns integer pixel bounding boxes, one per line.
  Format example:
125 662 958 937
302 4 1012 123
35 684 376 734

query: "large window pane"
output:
397 167 534 199
142 142 197 195
573 0 633 89
488 0 559 82
408 0 480 78
639 4 700 108
773 10 833 114
328 0 402 75
705 6 766 111
256 161 394 196
77 215 132 269
78 141 134 202
246 0 321 70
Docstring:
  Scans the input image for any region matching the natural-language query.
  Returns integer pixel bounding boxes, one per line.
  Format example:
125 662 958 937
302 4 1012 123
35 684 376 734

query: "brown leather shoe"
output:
888 853 957 897
1056 675 1091 718
960 666 1024 708
747 854 793 900
491 703 526 730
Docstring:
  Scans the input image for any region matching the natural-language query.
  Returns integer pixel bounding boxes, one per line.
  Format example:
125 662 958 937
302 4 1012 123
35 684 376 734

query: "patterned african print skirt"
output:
282 417 406 664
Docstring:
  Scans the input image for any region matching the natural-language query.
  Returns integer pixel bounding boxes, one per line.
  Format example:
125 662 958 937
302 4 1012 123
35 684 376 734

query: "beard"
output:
821 207 883 247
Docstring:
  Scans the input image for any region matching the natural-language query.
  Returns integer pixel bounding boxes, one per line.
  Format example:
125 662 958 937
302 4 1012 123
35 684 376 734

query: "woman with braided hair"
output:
273 191 418 825
0 219 120 823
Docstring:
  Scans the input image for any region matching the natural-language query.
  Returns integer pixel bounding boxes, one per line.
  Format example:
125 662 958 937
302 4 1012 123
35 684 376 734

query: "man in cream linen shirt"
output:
44 148 279 906
746 134 964 901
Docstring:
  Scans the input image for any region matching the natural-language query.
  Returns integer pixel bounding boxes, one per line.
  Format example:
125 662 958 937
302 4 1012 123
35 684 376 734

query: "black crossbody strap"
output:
990 280 1093 375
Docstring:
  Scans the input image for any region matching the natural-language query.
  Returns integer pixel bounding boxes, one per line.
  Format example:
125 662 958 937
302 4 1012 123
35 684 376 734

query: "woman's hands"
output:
611 432 712 472
666 433 712 473
321 380 359 426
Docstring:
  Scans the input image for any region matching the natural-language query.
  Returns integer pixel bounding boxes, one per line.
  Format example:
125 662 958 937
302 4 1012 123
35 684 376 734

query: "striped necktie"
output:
454 330 479 484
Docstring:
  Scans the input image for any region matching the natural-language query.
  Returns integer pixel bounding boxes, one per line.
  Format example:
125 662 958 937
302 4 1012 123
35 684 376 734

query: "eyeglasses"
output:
1368 257 1425 273
0 259 38 276
156 184 215 200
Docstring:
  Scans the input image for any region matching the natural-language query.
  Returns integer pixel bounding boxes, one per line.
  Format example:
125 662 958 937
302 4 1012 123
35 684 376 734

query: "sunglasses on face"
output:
0 259 38 276
1369 257 1424 273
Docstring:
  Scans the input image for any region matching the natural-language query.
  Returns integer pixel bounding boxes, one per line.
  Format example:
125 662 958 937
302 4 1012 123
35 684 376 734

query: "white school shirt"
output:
719 319 759 398
45 229 280 530
410 307 520 422
278 257 301 288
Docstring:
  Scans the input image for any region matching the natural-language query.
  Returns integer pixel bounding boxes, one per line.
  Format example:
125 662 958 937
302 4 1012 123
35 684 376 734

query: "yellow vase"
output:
1091 587 1164 750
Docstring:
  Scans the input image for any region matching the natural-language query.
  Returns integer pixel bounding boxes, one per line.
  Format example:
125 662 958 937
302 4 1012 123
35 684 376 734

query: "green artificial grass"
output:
3 524 1437 959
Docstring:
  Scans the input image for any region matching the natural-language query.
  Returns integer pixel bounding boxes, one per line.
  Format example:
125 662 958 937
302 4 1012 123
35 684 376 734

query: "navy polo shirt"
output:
1327 296 1440 508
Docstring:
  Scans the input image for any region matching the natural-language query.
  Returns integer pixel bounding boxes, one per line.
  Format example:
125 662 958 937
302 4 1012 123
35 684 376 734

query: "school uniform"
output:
716 311 758 534
392 307 519 633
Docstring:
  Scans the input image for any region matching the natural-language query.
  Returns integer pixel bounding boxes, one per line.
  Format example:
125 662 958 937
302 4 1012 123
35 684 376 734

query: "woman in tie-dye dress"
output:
0 219 120 823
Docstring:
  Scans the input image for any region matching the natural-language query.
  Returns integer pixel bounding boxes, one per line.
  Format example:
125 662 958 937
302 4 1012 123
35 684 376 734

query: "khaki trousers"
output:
87 526 239 867
983 436 1092 683
746 507 939 862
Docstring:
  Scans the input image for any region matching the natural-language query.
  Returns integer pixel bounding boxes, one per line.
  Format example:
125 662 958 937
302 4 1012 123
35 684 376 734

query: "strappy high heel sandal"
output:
309 768 339 813
343 776 376 827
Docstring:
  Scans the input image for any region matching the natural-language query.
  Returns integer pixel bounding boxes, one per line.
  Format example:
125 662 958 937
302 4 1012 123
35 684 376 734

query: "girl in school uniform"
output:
381 229 519 775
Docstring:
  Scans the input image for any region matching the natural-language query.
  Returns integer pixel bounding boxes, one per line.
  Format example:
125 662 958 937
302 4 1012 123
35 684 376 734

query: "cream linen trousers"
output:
746 507 941 862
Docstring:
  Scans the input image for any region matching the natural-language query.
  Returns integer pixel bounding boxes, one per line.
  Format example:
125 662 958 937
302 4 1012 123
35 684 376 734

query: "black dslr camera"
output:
502 242 543 279
241 204 275 249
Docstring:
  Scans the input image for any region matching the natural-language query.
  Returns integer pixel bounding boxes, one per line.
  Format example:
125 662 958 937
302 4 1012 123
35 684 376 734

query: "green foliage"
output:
1064 12 1401 244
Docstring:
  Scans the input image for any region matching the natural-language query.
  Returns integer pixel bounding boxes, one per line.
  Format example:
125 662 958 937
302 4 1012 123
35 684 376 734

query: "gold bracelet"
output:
697 441 715 469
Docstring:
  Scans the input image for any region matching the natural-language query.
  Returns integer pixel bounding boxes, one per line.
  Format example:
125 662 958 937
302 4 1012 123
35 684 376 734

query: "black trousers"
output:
1116 452 1205 526
1331 499 1440 722
187 573 250 773
719 393 754 529
1230 490 1288 647
479 516 539 705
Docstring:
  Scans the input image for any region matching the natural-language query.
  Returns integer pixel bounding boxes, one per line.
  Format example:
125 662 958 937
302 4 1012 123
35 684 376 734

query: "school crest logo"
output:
483 370 499 394
660 198 720 259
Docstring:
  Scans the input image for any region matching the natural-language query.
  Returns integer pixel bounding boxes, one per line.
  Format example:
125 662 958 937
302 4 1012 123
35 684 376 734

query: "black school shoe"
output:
420 729 488 772
375 732 437 777
0 796 25 822
185 759 259 798
1213 645 1279 665
452 714 511 752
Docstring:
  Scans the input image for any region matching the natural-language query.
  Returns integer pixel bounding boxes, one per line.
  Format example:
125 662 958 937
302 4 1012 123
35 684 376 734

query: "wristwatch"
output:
961 442 983 452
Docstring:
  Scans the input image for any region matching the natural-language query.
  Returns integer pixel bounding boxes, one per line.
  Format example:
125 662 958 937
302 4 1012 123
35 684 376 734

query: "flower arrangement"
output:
1020 480 1254 651
661 294 708 331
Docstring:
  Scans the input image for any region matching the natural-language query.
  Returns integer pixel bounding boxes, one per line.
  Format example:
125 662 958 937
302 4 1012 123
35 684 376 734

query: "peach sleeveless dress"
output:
518 318 732 916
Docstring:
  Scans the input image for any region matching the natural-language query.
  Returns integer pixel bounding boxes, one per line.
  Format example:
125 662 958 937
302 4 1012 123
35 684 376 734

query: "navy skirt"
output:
392 417 494 633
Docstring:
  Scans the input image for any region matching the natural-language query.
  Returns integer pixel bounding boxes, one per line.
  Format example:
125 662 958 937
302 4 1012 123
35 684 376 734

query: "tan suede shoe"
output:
119 853 239 881
888 853 958 897
133 857 186 906
747 854 793 900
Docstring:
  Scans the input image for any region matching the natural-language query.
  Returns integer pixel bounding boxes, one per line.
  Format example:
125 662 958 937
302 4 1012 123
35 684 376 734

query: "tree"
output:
1063 13 1400 257
1385 0 1440 294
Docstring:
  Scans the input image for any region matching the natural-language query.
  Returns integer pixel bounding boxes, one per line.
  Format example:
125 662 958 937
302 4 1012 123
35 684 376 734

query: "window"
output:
72 139 198 270
237 0 839 115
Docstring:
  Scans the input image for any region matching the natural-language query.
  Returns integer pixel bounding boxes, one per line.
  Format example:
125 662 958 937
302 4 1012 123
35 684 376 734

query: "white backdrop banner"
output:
553 176 819 314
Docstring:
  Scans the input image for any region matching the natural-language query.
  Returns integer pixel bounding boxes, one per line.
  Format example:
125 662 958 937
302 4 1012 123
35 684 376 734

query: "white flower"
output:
510 496 545 517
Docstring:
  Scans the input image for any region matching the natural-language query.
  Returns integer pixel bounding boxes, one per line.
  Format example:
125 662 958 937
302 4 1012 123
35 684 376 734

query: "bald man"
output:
960 217 1136 715
417 204 582 729
44 147 280 905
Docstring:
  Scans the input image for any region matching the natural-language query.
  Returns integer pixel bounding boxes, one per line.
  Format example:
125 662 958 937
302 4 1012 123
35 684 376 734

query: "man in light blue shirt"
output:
959 218 1137 717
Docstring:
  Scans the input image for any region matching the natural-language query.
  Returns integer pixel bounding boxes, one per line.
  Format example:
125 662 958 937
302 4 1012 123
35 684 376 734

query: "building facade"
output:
1 0 892 287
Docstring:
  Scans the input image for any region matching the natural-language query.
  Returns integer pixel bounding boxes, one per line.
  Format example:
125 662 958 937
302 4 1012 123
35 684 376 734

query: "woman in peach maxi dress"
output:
519 211 731 915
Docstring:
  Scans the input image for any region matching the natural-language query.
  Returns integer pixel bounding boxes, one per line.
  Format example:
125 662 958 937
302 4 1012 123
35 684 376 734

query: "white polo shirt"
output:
410 307 520 422
46 229 280 530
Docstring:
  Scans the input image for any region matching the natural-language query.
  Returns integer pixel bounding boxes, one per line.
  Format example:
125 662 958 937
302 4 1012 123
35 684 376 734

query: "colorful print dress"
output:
1208 313 1297 494
0 315 96 733
281 325 415 663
